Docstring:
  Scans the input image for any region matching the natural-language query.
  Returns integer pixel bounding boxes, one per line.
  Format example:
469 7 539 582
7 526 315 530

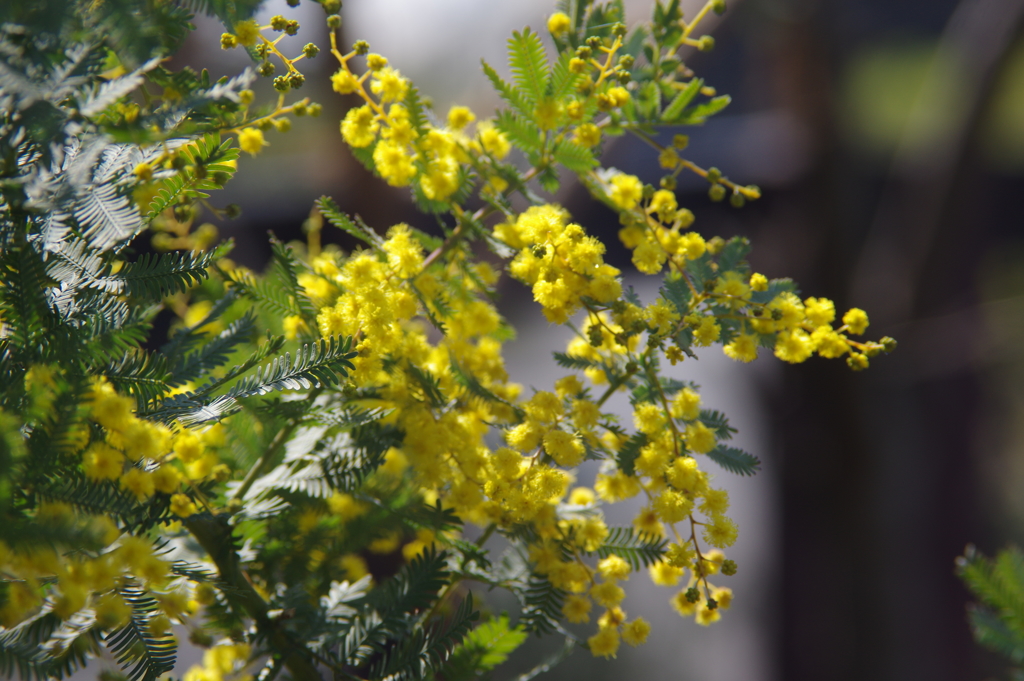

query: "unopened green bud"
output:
287 0 300 6
257 61 275 77
220 33 237 50
706 597 718 610
586 36 602 49
698 35 715 52
292 101 308 116
721 559 737 576
660 176 676 190
307 102 322 116
708 184 726 202
173 203 194 222
302 42 320 58
685 587 700 603
730 191 745 208
611 22 627 37
273 118 291 132
881 336 898 352
327 14 342 29
270 15 288 31
672 134 689 149
322 0 341 12
618 54 635 69
288 72 305 89
190 629 215 648
224 204 242 219
285 20 299 36
641 184 656 199
273 75 290 92
712 0 727 15
706 167 722 183
353 40 369 55
576 45 592 59
616 69 631 84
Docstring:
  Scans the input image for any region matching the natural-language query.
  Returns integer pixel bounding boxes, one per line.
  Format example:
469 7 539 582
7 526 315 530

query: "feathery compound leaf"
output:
661 275 692 315
115 250 215 298
507 28 549 104
676 94 732 125
104 584 176 681
457 615 527 670
79 58 158 117
482 60 533 117
225 336 356 400
267 240 316 321
552 138 597 172
699 409 736 440
548 50 582 101
167 312 256 388
519 574 565 635
552 351 602 371
592 526 668 570
706 446 761 476
367 547 449 616
74 179 142 251
317 196 383 248
616 431 648 477
102 349 170 405
660 78 703 122
494 110 543 156
0 610 66 681
969 607 1024 664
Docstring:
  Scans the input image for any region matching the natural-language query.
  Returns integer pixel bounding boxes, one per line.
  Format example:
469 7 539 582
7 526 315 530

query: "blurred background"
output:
168 0 1024 679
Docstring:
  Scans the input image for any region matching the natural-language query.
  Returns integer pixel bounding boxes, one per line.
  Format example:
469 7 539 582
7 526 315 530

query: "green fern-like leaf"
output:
969 607 1024 664
519 574 565 635
706 446 761 476
615 432 648 477
548 50 582 101
552 139 597 173
699 409 736 440
591 526 667 570
507 28 549 104
552 352 601 371
225 336 355 400
660 78 703 122
166 312 256 388
115 249 216 298
482 61 533 117
104 583 177 681
317 196 383 248
494 110 544 157
74 175 142 250
267 240 316 322
102 349 171 406
676 94 731 125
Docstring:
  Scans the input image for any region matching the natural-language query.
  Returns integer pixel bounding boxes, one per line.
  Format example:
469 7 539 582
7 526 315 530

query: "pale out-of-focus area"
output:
165 0 1024 679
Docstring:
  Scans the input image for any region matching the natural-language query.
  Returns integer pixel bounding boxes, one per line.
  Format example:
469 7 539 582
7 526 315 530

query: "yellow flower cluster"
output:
0 510 190 633
86 379 225 505
499 204 623 323
333 47 512 203
183 642 252 681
